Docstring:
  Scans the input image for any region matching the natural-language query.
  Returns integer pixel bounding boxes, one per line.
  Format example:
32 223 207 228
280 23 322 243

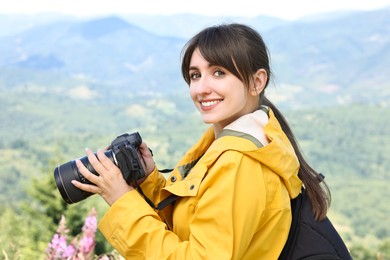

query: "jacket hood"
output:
176 108 301 199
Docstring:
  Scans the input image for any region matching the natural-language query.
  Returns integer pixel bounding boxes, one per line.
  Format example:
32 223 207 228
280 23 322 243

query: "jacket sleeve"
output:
98 151 283 259
137 166 167 204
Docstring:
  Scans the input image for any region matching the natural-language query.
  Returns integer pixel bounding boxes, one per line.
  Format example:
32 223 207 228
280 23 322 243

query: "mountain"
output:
0 11 389 253
121 14 289 38
263 8 389 88
0 8 389 107
0 16 185 95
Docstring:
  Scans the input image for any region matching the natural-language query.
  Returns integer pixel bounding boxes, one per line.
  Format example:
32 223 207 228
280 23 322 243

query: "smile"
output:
200 100 222 107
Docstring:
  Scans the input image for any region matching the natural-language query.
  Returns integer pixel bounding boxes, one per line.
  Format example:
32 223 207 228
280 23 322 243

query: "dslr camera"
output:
54 132 145 204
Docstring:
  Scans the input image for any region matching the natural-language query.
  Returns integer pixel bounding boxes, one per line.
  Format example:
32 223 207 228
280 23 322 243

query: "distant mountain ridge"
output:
0 15 186 94
72 16 133 39
0 8 389 108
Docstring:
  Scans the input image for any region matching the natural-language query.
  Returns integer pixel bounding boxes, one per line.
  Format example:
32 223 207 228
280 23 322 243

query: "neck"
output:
213 124 223 138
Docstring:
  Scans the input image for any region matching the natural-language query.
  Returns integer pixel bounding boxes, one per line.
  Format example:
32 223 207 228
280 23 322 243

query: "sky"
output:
1 0 389 20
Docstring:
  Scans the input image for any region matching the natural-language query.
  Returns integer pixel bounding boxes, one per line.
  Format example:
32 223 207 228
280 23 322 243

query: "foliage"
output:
288 105 390 180
348 238 390 260
46 208 94 259
45 208 123 260
349 243 377 260
1 10 389 259
378 238 390 260
1 99 389 258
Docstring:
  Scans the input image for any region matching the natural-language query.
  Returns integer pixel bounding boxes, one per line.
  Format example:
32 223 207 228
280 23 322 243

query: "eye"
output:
189 72 201 81
213 69 225 77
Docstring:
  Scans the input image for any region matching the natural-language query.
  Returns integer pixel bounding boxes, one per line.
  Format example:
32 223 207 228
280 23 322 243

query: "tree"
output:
349 243 376 260
378 238 390 260
21 158 113 256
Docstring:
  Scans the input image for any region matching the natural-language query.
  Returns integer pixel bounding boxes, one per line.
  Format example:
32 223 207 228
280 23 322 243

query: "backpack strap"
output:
279 172 323 259
278 188 304 259
279 173 352 260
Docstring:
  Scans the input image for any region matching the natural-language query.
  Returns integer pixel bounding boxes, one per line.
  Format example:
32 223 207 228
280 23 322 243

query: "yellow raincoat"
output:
99 108 302 259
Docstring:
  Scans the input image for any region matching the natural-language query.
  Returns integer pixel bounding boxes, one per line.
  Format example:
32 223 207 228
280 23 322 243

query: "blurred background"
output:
1 0 389 259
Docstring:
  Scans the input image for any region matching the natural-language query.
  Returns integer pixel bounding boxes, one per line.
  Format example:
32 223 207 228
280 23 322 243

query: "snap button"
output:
190 184 195 190
170 176 177 182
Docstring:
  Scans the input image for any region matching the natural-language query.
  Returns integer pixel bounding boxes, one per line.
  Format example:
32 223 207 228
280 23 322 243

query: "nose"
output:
191 76 212 96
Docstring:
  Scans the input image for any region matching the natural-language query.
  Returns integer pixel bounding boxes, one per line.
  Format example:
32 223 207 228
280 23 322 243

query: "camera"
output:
54 132 145 204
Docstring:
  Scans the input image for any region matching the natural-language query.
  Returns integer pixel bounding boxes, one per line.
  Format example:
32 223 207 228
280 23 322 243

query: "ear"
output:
250 68 268 96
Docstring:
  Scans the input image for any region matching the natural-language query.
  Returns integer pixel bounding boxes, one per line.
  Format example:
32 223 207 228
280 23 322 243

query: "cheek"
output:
189 87 197 102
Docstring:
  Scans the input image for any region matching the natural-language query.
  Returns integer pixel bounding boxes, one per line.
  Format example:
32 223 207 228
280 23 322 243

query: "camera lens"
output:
54 150 115 204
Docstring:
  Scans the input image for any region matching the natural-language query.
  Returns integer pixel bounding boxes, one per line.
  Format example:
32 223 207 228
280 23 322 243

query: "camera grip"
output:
115 145 146 185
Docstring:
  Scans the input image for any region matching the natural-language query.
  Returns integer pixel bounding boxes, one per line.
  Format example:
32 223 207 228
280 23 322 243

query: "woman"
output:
72 23 330 259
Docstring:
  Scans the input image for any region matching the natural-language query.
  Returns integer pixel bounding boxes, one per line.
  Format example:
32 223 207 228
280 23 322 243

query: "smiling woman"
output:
63 23 353 259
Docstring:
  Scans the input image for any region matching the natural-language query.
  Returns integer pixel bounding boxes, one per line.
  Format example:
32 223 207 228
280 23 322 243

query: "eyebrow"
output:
189 62 217 71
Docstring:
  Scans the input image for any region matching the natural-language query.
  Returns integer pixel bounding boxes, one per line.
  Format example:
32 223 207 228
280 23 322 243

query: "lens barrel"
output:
54 150 115 204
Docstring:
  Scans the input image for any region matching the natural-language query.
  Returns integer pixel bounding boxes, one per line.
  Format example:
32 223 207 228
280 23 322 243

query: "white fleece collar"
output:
223 108 270 147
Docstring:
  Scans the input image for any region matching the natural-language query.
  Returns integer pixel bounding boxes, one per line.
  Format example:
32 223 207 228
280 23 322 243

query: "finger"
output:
139 142 147 152
85 148 109 173
96 149 119 172
140 142 154 159
76 158 100 184
71 180 101 194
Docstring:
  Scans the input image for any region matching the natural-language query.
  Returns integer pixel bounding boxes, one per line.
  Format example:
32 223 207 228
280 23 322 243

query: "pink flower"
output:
79 235 95 253
46 215 70 259
47 233 67 257
62 244 76 258
46 208 100 259
77 208 98 255
82 209 98 233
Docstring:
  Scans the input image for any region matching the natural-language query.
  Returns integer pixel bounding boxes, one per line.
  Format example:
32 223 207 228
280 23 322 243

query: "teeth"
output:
201 100 220 107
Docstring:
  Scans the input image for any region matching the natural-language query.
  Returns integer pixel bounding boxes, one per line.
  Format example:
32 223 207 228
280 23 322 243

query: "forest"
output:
1 7 390 259
0 88 389 258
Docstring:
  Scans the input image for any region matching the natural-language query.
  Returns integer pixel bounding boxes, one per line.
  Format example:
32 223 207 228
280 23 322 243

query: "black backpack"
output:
279 188 353 260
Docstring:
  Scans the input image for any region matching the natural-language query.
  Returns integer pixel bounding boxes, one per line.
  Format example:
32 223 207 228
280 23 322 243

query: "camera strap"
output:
116 146 179 210
137 168 179 210
134 181 179 210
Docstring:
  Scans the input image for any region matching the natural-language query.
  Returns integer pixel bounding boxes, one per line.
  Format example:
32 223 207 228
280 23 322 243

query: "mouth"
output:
200 99 222 107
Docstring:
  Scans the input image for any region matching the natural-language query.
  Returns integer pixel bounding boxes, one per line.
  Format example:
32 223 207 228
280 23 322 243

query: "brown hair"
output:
181 23 330 220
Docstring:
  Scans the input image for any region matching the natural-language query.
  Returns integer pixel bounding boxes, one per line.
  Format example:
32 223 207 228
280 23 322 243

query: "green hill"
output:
0 9 389 259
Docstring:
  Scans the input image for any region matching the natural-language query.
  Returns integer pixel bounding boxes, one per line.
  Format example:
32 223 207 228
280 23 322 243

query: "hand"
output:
72 148 133 206
138 142 156 176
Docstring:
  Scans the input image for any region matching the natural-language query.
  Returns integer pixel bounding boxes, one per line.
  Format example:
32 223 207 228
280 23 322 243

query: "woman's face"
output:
188 48 260 134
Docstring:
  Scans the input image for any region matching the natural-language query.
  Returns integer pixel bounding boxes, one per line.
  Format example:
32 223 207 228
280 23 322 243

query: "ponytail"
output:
262 96 331 220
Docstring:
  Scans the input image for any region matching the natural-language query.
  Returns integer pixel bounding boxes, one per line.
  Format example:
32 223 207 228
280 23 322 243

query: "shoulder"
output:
204 149 265 190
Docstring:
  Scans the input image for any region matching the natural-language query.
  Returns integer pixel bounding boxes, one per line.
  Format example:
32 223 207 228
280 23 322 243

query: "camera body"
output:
54 132 145 204
108 132 145 184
